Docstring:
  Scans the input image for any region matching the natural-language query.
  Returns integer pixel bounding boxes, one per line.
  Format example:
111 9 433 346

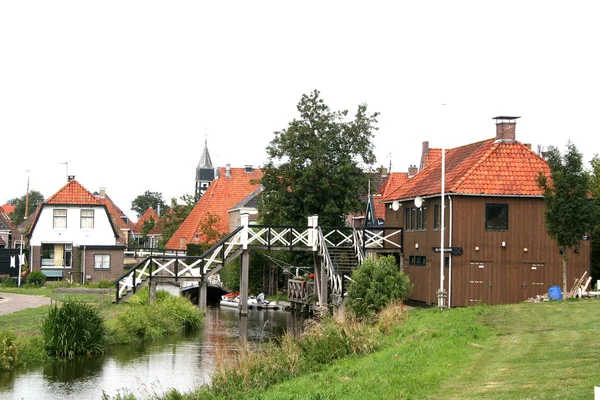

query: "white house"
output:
27 176 126 283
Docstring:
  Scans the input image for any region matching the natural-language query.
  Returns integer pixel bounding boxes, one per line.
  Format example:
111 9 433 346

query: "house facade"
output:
27 177 126 283
383 117 590 306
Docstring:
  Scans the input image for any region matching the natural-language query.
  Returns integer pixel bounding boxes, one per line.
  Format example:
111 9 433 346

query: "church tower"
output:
195 139 215 201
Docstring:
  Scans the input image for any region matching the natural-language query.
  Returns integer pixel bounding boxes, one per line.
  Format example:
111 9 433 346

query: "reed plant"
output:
0 330 18 370
41 300 107 357
106 289 203 345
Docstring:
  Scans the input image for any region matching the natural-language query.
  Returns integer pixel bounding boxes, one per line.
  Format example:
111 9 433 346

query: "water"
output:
0 306 306 400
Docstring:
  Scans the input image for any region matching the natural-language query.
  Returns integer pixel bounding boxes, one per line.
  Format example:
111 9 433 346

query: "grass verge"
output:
145 299 600 400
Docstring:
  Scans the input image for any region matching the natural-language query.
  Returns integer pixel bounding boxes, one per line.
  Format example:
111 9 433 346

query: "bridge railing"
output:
288 279 314 304
246 225 311 250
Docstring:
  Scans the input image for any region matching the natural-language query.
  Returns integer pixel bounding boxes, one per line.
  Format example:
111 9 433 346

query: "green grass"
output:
157 299 600 400
0 286 114 304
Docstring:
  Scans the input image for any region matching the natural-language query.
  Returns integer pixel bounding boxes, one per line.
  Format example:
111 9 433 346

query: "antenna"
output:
60 162 69 180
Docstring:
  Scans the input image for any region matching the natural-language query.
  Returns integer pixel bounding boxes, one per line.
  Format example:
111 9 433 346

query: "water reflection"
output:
0 306 306 400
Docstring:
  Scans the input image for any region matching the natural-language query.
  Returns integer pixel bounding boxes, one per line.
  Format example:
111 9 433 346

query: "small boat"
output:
219 293 285 310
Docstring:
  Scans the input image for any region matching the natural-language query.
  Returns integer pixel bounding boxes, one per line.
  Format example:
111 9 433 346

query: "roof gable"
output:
46 179 102 205
133 207 159 232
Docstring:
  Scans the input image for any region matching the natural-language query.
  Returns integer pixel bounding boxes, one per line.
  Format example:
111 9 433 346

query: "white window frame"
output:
80 209 95 229
53 209 67 229
94 254 111 269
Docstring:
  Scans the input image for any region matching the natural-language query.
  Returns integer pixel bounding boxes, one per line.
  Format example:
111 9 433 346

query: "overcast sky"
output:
2 1 599 220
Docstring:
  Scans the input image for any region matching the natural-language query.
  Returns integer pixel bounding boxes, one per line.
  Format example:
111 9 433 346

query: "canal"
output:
0 306 306 399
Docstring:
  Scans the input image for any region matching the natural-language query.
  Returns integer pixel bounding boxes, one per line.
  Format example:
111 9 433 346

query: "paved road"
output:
0 292 52 316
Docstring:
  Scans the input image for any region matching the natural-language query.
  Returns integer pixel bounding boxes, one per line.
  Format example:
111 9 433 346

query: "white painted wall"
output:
29 205 116 246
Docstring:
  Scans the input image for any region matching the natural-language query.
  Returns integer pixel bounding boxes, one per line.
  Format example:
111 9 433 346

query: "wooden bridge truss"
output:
113 215 403 313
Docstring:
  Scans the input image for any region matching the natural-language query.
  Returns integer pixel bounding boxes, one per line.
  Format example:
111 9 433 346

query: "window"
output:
41 243 72 268
53 209 67 229
94 254 111 269
409 255 427 266
416 207 427 230
81 209 94 229
486 204 509 230
434 205 439 230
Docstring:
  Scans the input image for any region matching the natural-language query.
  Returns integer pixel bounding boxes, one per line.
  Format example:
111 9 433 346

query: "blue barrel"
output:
548 285 562 300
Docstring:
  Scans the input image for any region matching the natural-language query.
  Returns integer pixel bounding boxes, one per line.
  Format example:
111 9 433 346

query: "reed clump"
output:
106 288 203 345
41 300 107 357
206 304 405 397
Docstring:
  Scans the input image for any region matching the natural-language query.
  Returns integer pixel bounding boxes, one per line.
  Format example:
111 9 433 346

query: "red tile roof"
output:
422 148 442 170
45 179 102 205
166 167 263 249
1 204 15 215
133 207 160 233
384 139 550 201
373 173 409 220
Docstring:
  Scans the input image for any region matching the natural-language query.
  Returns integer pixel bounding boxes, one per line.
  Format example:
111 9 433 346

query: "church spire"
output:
195 138 216 201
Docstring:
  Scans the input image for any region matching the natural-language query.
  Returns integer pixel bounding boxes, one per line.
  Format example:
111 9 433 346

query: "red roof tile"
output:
422 148 442 170
166 167 263 249
384 139 550 201
1 204 15 215
45 180 102 205
133 208 160 233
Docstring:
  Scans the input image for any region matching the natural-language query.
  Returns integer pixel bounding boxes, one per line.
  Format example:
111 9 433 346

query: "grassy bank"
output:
145 299 600 400
0 287 204 370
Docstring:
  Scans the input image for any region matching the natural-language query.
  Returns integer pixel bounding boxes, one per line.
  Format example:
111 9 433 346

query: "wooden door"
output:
521 263 545 300
468 261 491 305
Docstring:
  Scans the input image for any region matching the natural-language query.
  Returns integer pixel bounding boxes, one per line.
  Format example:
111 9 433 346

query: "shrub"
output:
41 300 107 357
0 331 18 370
345 255 413 320
27 270 47 287
0 278 16 288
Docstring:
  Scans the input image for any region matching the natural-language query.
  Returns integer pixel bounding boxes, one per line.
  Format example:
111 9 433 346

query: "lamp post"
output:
438 147 446 308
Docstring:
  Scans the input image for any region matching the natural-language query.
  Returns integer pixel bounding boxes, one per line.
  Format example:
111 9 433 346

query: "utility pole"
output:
24 170 30 220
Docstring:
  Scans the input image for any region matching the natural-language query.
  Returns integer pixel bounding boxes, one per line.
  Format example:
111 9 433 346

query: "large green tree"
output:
6 190 45 225
538 142 597 296
131 191 168 220
258 89 378 227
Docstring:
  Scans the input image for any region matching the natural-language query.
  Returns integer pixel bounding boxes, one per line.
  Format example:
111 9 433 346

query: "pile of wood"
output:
567 271 592 299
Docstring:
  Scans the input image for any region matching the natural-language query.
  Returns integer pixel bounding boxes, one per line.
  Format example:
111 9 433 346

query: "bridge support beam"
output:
149 280 156 305
240 249 249 316
320 255 328 313
198 278 207 309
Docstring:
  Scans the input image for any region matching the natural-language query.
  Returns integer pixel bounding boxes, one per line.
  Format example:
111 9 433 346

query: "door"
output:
521 263 545 300
468 261 491 305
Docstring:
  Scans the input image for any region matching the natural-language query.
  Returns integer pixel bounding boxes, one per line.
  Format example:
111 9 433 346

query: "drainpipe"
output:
448 196 453 308
83 246 86 285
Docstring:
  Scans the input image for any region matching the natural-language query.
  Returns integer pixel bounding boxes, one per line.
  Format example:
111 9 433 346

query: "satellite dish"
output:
414 196 423 208
392 200 400 211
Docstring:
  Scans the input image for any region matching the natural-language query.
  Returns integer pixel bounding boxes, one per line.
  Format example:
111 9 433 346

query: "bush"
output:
84 280 113 288
345 255 413 320
27 270 47 287
41 300 107 357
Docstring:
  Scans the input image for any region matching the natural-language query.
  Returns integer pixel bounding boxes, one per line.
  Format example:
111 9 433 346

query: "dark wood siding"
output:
385 195 591 306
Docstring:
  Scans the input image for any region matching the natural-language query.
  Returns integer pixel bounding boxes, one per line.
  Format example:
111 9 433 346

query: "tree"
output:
131 191 168 220
258 89 378 227
538 142 598 296
7 190 45 226
589 155 600 283
158 194 195 248
345 255 412 320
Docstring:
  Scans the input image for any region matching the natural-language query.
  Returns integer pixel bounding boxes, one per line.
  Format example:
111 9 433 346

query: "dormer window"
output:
53 209 67 229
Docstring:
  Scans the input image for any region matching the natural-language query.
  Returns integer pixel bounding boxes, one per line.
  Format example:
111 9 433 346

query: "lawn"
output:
227 299 600 400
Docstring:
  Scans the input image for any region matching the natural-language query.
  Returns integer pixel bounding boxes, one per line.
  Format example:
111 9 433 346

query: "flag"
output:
10 256 15 268
131 230 136 240
19 254 25 267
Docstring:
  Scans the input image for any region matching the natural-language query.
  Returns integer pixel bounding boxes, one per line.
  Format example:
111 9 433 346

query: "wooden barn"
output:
383 117 591 306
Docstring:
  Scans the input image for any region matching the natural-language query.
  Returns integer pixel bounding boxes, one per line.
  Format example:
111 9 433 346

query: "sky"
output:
2 1 600 221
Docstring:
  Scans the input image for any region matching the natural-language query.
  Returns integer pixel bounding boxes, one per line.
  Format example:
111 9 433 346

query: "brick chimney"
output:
493 116 520 142
225 163 231 178
99 188 106 199
408 165 418 178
